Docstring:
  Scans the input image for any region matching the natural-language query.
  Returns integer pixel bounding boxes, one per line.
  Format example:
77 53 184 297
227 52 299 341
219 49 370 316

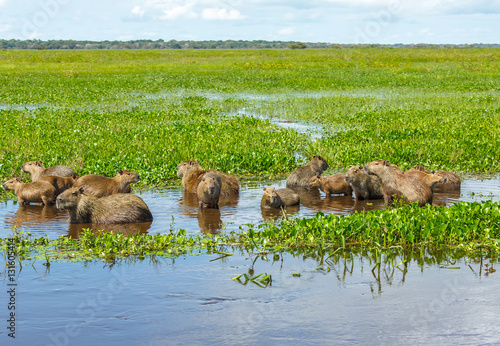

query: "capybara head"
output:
311 156 329 171
176 160 200 177
56 187 83 210
345 165 364 184
117 169 140 183
201 174 220 195
2 177 22 191
307 175 322 189
412 165 428 172
262 187 280 206
364 160 390 176
21 161 44 173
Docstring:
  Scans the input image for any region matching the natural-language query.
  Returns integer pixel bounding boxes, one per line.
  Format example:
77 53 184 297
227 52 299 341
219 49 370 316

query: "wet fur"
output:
409 165 460 191
22 161 76 182
286 156 329 189
179 161 239 196
197 172 222 209
56 187 153 224
41 174 78 196
345 165 384 200
307 174 352 196
3 177 56 205
261 187 300 208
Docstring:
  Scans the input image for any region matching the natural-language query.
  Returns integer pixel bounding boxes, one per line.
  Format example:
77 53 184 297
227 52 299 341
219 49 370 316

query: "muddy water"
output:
0 177 499 239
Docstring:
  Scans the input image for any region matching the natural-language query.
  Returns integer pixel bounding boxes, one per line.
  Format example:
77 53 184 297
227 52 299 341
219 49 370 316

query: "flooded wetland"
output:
1 48 500 344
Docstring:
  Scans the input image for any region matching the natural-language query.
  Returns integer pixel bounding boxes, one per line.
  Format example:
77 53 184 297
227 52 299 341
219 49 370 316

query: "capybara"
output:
261 187 300 208
197 172 222 209
286 156 329 189
73 169 139 198
345 165 384 200
40 173 78 196
56 187 153 224
390 164 404 174
364 160 432 207
408 165 460 191
21 161 77 182
404 170 447 192
307 174 353 196
2 177 56 205
179 160 239 197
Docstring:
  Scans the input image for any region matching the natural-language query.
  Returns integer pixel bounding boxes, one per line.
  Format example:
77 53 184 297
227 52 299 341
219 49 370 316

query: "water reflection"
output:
67 222 152 238
197 208 222 234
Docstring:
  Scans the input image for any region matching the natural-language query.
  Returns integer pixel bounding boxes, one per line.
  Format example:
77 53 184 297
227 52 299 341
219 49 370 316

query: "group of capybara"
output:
1 157 461 225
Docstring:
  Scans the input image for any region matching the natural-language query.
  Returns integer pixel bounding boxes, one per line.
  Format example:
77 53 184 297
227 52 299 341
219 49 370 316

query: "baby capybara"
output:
409 165 460 191
40 173 78 196
364 160 432 207
261 187 300 208
286 156 329 189
178 160 239 197
197 172 222 209
22 161 76 182
3 177 56 205
56 187 153 224
345 165 384 200
307 174 352 196
73 169 139 198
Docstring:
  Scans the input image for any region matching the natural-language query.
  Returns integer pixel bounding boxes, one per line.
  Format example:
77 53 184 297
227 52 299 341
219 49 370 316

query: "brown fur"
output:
364 160 432 207
2 177 56 205
307 174 353 196
286 156 329 189
22 161 76 182
408 165 460 191
345 165 384 200
179 161 239 197
197 172 222 209
261 187 300 208
41 173 78 196
56 187 153 224
73 170 139 198
404 170 447 192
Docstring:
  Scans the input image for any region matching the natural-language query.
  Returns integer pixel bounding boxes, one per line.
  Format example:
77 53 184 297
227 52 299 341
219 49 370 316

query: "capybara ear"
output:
15 177 22 182
36 161 43 167
383 160 389 166
316 175 321 178
263 187 267 191
118 169 124 175
72 173 79 180
79 187 85 194
358 165 363 170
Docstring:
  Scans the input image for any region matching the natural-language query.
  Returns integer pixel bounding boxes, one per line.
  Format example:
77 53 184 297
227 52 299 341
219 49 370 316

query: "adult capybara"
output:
56 187 153 224
345 165 384 200
197 172 222 209
22 161 76 182
286 156 329 189
41 173 78 196
409 165 460 191
2 177 56 205
73 170 139 198
261 187 300 208
178 160 239 197
364 160 432 207
404 170 447 192
307 174 352 196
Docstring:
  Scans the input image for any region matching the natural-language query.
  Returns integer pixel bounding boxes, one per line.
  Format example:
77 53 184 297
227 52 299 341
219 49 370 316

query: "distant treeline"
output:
0 39 498 50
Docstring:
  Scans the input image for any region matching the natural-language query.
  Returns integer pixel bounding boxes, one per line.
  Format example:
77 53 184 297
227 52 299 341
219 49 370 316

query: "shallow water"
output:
2 250 499 344
1 177 499 239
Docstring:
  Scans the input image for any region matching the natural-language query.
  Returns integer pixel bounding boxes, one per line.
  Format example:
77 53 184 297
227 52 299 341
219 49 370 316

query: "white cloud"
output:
161 3 198 20
201 8 245 20
0 0 8 7
278 27 294 35
131 5 145 17
0 24 11 32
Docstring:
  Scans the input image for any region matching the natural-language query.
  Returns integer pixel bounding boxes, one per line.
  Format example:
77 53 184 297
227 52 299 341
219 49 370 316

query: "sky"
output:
0 0 499 44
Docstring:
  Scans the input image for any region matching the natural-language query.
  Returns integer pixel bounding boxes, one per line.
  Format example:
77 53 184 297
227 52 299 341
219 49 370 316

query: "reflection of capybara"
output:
364 160 432 207
286 156 329 189
41 173 78 196
345 165 384 200
409 165 460 191
56 187 153 224
261 187 300 208
22 161 76 182
179 160 239 197
73 170 139 198
307 174 352 196
404 170 447 192
2 177 56 205
197 172 222 209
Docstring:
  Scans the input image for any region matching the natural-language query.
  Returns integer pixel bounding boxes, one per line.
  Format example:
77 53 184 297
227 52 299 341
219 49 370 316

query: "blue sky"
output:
0 0 499 44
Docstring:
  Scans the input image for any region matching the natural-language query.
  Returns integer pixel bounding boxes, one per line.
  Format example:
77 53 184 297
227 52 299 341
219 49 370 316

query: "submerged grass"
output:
2 200 499 264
